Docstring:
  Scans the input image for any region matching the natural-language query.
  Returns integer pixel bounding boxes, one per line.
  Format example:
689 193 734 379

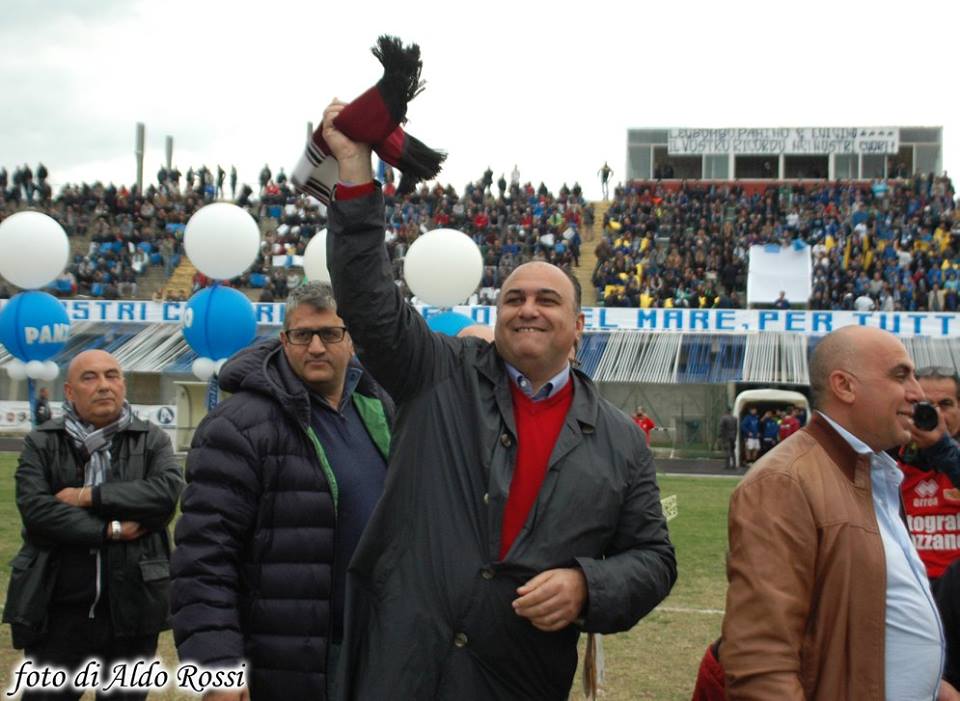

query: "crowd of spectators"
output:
1 166 202 299
4 160 958 313
594 173 958 310
0 163 326 301
2 161 591 306
379 167 591 305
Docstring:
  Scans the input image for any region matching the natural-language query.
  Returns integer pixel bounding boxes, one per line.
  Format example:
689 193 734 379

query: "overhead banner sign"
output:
575 308 960 338
667 127 899 155
0 299 292 326
0 300 957 337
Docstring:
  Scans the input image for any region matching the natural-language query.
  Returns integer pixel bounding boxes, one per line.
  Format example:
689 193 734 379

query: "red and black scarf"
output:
292 36 445 203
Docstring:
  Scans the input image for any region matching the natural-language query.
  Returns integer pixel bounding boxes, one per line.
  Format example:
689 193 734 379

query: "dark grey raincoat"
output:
329 187 676 700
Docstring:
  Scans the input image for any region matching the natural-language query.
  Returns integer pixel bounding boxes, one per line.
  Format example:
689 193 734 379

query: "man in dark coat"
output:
322 101 676 700
33 387 52 426
3 350 183 699
171 282 394 701
718 408 739 470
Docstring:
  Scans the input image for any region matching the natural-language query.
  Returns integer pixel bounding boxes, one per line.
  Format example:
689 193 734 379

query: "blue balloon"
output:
0 291 71 362
426 311 475 336
182 285 257 361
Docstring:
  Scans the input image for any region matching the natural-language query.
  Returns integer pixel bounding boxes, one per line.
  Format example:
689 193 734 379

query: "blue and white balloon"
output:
0 291 71 366
426 311 475 336
182 285 256 379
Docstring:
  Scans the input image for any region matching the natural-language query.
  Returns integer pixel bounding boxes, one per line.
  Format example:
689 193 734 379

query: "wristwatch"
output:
110 520 122 540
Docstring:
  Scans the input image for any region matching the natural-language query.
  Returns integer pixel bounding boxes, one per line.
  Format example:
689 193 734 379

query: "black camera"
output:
913 401 939 432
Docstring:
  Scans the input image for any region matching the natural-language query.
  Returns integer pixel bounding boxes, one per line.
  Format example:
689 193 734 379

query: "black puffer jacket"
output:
170 339 393 701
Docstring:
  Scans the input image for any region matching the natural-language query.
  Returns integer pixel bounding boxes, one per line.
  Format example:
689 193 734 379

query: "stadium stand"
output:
2 163 956 314
0 166 593 307
595 174 957 310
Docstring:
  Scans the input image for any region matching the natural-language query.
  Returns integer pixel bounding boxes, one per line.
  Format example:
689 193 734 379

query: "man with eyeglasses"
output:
171 281 394 701
898 366 960 698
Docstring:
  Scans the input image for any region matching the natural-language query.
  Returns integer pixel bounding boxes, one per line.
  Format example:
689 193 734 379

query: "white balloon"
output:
5 359 27 381
25 360 45 379
302 229 331 283
41 361 60 381
215 358 228 376
184 203 261 280
0 211 70 289
192 357 216 381
403 229 483 307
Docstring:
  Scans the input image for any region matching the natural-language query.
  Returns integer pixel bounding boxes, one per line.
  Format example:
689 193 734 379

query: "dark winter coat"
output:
170 339 393 701
328 187 676 700
3 417 182 648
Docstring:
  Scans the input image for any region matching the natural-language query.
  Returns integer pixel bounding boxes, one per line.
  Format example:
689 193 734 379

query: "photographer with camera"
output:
899 366 960 583
898 367 960 698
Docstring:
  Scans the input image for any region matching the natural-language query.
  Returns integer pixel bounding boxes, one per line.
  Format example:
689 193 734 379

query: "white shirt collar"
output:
504 362 571 401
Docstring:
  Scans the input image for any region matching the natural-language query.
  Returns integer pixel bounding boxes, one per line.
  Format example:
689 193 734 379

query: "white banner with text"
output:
0 402 176 436
667 127 899 155
1 300 958 338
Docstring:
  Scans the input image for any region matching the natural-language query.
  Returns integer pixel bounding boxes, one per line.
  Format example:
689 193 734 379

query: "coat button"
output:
481 567 495 580
482 492 490 505
454 632 468 647
500 433 512 447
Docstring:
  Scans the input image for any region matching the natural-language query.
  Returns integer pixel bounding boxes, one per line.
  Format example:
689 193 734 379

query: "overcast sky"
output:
2 0 956 202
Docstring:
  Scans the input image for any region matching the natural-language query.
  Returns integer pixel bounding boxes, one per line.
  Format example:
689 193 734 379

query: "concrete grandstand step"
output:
161 259 198 300
573 200 612 307
137 267 171 300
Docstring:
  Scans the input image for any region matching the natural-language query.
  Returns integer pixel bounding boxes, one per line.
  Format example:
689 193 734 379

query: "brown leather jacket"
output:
720 414 887 700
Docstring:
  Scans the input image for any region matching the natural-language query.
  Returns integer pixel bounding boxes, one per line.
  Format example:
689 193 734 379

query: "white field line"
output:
656 605 725 615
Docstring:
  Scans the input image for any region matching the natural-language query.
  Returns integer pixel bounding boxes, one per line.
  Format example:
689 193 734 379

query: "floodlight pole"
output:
135 122 145 193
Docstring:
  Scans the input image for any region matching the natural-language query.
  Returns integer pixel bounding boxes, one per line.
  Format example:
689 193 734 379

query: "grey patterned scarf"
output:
62 401 133 486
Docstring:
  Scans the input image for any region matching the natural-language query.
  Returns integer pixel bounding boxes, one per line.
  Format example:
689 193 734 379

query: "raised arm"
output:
322 100 463 403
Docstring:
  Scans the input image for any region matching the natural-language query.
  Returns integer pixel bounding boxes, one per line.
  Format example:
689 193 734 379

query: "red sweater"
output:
499 380 574 559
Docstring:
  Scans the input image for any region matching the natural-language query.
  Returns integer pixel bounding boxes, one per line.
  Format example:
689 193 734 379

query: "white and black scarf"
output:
62 400 133 487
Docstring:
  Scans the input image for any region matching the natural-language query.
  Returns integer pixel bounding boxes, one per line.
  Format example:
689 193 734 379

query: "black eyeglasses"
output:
916 366 958 379
284 327 348 345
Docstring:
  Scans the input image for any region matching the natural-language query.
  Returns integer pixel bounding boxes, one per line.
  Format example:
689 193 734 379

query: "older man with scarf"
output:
3 349 183 701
